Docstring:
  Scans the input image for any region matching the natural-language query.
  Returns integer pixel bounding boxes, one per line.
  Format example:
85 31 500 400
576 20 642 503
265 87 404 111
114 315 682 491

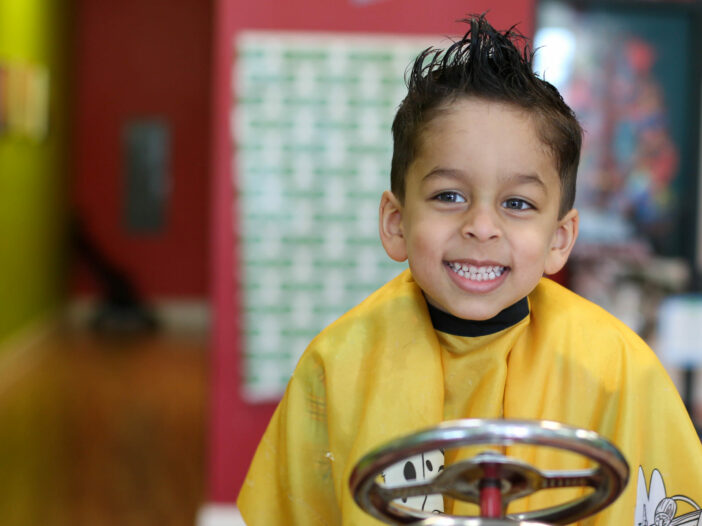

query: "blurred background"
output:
0 0 699 525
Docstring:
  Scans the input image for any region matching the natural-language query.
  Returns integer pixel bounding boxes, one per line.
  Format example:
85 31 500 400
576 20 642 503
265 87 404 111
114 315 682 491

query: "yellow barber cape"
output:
237 270 702 525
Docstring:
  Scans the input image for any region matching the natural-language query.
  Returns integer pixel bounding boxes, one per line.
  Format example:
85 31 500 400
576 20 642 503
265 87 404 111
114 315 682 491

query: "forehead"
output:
409 97 558 185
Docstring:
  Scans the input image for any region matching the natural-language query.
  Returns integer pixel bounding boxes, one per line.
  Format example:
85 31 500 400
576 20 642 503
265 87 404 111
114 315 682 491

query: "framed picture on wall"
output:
534 1 702 337
535 1 702 267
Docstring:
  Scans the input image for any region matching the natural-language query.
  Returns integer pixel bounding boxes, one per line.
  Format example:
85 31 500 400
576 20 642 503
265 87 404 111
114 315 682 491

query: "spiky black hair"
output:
390 14 582 217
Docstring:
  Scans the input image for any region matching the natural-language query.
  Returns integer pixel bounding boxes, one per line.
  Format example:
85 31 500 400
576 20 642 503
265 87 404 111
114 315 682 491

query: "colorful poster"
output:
0 60 49 141
535 2 699 261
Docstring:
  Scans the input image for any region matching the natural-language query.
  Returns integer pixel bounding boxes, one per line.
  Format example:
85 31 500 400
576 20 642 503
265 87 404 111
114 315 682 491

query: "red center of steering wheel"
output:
479 463 503 518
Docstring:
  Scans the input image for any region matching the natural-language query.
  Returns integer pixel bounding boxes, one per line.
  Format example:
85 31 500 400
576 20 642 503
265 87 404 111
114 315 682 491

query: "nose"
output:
461 206 501 241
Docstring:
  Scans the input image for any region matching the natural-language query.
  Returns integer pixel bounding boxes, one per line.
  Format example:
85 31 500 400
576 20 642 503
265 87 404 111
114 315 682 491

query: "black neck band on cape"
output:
426 296 529 337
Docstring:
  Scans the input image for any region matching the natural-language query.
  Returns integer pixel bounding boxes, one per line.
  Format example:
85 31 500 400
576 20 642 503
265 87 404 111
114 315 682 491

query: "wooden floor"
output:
0 324 208 526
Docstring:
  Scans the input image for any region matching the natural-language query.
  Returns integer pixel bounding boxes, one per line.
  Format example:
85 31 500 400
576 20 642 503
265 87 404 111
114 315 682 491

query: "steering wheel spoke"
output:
376 481 443 502
539 468 602 490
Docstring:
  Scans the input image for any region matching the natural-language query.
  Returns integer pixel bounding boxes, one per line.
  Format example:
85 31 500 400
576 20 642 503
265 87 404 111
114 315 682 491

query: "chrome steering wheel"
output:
349 419 629 525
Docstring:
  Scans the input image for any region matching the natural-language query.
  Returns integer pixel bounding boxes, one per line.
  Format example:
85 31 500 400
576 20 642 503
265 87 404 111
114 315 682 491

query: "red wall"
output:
71 0 212 298
207 0 537 503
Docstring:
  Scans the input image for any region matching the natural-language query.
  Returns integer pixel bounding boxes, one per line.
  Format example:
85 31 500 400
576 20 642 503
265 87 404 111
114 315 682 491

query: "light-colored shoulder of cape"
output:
529 278 702 526
300 268 429 365
529 277 663 374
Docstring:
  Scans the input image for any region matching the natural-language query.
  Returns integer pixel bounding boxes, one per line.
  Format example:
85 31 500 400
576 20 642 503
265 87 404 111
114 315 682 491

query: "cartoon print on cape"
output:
636 467 701 525
381 449 445 513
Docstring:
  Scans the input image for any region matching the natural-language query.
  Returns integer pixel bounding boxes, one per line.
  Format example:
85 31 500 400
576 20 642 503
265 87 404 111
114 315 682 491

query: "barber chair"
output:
350 419 629 526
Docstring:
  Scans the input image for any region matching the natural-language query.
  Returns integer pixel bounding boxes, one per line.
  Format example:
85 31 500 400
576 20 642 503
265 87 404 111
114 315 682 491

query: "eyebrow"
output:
421 167 464 182
422 167 548 192
502 173 548 192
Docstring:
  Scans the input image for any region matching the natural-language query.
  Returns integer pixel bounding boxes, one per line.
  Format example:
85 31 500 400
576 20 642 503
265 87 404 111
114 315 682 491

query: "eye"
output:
403 461 417 481
503 198 533 211
433 191 466 203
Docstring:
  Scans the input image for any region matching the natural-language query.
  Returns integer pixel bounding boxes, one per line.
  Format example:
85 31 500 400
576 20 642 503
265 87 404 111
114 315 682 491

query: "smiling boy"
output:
237 15 702 526
379 98 578 322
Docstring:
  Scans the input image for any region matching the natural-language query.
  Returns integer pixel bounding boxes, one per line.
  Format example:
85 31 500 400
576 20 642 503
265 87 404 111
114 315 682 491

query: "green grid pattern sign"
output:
235 31 436 401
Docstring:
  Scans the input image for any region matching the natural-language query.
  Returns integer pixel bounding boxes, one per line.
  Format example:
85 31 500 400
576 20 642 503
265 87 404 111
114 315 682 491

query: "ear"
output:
544 208 579 275
379 190 408 262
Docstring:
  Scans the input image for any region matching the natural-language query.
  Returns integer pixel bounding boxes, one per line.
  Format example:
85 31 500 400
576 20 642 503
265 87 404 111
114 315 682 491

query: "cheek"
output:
405 218 447 258
511 232 552 263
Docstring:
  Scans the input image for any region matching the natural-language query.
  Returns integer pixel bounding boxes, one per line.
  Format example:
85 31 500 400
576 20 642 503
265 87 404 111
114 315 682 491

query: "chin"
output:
456 310 500 321
447 304 502 321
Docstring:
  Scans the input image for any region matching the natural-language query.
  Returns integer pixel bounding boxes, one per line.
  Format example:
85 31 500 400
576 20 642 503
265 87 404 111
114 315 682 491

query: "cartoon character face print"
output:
636 467 701 526
381 449 445 513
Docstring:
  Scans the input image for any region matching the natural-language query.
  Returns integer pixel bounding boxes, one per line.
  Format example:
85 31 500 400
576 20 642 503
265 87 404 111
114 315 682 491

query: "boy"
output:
237 15 702 525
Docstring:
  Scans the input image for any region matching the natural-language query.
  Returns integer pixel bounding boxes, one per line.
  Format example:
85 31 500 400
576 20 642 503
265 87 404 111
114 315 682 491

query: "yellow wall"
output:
0 0 70 340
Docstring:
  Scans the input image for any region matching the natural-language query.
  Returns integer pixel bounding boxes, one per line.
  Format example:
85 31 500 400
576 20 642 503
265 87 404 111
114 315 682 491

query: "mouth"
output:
446 261 508 282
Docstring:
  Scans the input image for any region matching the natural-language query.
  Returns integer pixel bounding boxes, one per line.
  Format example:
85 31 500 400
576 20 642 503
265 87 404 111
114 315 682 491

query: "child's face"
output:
380 97 578 320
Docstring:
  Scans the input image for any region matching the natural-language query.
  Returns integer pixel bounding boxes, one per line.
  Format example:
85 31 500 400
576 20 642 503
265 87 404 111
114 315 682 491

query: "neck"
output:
426 297 529 336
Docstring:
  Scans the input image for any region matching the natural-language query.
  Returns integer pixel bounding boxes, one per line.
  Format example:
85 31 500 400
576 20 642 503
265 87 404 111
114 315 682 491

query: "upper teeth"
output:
448 262 505 281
